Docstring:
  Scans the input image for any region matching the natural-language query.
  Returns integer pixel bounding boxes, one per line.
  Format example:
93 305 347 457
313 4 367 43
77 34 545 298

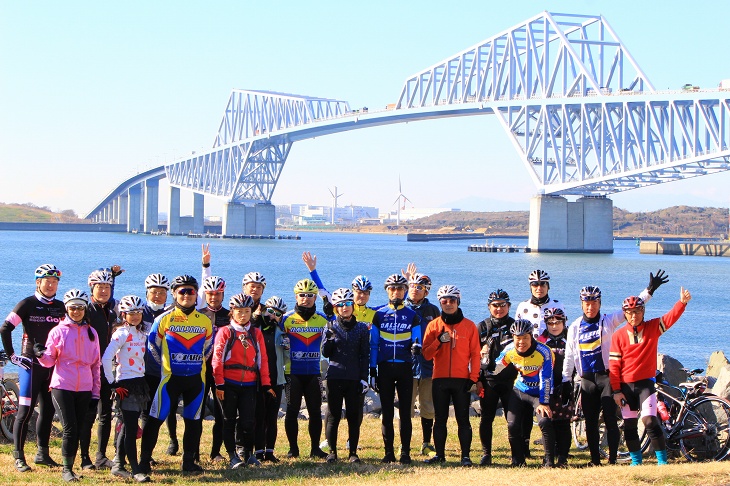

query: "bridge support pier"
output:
168 187 180 235
193 193 204 234
222 202 275 236
118 194 128 225
143 179 159 233
127 184 141 232
528 195 613 253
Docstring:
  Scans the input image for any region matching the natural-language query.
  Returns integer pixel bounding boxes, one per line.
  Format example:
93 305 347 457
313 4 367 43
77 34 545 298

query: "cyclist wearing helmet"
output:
610 287 692 466
370 273 421 464
242 271 268 327
140 275 213 475
196 261 229 463
253 296 288 463
476 289 516 466
320 288 370 464
537 308 571 467
422 285 480 467
563 270 667 466
405 268 440 457
101 295 151 482
36 289 101 483
212 293 273 469
494 319 554 467
0 264 65 472
81 266 123 471
280 278 329 459
139 272 174 464
516 269 564 337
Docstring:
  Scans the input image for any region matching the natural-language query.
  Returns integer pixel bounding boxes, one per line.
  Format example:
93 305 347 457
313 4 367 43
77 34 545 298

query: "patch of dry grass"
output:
2 416 730 485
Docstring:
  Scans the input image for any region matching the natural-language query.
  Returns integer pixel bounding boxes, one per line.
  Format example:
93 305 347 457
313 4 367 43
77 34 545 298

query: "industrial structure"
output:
86 12 730 252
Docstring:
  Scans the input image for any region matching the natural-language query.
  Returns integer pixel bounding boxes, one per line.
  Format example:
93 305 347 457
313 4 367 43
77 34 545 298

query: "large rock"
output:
707 351 730 378
657 353 686 386
712 366 730 401
363 389 381 414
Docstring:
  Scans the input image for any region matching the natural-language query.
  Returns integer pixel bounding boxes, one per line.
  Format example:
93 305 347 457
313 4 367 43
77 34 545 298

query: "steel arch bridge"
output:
87 11 730 244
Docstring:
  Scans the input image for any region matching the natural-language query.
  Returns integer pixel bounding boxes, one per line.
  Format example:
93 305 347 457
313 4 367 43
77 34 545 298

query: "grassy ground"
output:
3 416 730 485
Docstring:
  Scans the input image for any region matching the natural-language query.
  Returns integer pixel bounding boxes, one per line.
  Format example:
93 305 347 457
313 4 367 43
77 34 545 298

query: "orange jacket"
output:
423 315 480 382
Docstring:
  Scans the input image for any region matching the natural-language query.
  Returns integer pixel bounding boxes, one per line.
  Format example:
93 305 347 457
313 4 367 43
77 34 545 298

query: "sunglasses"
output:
490 302 508 308
266 307 283 317
335 301 354 308
546 319 565 325
297 293 316 299
67 305 86 312
387 285 405 291
530 281 548 287
126 310 143 316
440 297 458 304
177 288 197 296
40 270 62 278
409 284 426 291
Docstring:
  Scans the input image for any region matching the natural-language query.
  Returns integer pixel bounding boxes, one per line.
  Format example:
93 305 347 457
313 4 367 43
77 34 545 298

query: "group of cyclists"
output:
1 245 693 482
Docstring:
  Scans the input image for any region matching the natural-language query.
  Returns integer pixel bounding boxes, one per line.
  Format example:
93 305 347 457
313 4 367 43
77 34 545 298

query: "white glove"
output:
11 353 32 371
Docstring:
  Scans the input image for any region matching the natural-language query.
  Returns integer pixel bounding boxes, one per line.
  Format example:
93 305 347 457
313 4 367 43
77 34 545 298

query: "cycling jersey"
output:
142 303 169 378
422 312 480 382
496 339 554 404
87 299 118 357
370 303 421 367
280 309 327 375
354 304 376 326
102 324 147 383
1 292 65 359
477 315 515 383
147 307 213 378
609 300 687 389
537 330 567 393
515 298 564 336
563 289 651 381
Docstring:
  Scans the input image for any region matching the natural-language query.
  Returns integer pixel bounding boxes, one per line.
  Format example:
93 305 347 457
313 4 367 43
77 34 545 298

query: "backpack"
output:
222 325 261 376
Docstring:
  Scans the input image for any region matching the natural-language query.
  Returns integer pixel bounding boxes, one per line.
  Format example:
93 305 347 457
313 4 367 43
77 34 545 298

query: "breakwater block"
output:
639 240 730 257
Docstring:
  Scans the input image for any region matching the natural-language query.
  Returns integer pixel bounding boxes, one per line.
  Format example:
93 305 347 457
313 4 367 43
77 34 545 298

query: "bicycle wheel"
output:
679 397 730 461
571 416 588 451
1 379 20 441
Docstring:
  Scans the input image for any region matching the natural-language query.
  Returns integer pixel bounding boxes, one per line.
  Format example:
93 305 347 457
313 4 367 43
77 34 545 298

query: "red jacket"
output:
609 301 686 390
212 323 271 387
423 314 480 382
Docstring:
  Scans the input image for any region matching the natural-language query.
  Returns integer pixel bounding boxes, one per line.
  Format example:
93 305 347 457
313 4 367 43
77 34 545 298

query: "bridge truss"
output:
87 11 730 221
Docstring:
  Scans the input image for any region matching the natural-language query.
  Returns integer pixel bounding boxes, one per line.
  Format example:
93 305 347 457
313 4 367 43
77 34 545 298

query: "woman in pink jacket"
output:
36 289 101 483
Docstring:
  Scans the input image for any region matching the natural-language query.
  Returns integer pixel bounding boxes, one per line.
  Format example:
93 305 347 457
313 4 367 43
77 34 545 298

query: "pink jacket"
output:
38 316 101 398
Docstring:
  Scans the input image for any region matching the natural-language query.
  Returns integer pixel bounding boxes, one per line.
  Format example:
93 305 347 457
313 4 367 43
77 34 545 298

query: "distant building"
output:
275 204 379 225
381 207 460 222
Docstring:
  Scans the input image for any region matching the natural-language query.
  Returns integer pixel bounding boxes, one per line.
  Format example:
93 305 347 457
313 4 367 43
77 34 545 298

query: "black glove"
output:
561 381 573 405
33 343 47 358
411 338 421 356
322 297 334 318
463 380 476 393
324 327 334 340
10 353 32 371
369 367 379 393
647 269 669 295
0 350 8 362
88 398 99 412
438 331 451 343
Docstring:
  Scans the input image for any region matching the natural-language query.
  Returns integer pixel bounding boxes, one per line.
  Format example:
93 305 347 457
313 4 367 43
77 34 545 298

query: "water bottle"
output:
657 400 670 421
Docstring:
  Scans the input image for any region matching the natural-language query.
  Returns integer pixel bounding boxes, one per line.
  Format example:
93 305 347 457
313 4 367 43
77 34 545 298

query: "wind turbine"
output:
392 176 412 226
329 186 343 225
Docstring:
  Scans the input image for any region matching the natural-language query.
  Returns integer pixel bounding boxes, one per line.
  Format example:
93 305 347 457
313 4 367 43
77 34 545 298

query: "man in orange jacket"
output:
422 285 480 467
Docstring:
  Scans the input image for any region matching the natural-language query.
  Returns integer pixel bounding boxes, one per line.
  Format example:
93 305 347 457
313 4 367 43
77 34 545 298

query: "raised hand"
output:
647 269 669 295
401 262 417 281
302 251 317 272
202 243 211 265
680 287 691 304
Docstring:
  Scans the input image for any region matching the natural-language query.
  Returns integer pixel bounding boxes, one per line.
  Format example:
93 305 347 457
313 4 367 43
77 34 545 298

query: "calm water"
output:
1 230 727 370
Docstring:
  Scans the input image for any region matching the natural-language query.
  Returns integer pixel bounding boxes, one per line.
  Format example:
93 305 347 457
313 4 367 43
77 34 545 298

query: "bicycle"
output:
0 351 20 441
650 368 730 461
571 378 647 463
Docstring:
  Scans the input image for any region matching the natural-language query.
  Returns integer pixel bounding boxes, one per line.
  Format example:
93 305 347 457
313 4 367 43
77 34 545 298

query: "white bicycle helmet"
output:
331 288 355 306
63 288 90 307
145 273 170 290
242 271 267 288
229 293 255 309
119 295 145 313
436 284 461 302
35 263 61 280
264 296 288 313
202 276 226 292
88 269 114 287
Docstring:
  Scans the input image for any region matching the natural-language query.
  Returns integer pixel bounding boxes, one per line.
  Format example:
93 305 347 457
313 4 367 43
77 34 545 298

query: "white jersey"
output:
515 298 565 337
101 324 147 383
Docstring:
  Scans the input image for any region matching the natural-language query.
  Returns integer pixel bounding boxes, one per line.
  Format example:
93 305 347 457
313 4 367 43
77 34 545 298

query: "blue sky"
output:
2 1 729 217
